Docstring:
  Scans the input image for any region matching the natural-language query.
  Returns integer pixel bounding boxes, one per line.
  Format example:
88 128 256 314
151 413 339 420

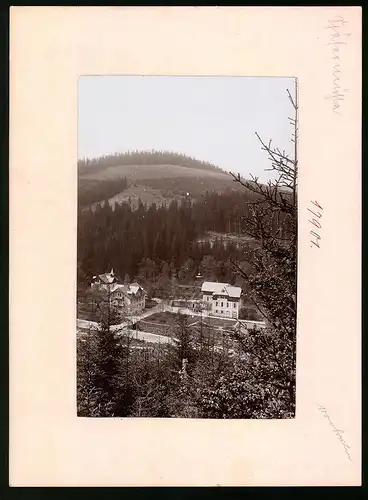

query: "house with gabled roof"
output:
92 269 119 288
91 269 146 315
201 281 243 319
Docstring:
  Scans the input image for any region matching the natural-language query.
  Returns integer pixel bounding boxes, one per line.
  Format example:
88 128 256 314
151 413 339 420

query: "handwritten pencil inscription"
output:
324 16 351 115
317 404 352 461
308 200 323 249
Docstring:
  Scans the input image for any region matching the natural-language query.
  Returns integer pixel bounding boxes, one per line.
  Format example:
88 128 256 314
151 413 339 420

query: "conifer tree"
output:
228 83 298 416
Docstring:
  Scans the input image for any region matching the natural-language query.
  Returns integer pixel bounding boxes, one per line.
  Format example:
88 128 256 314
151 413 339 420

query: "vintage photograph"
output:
76 76 297 419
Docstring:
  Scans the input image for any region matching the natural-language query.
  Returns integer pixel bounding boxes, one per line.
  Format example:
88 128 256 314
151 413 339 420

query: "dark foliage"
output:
78 176 128 208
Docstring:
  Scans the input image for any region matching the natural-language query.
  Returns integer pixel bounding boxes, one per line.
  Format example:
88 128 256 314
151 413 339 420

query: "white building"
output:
201 281 242 319
233 319 266 333
91 269 146 315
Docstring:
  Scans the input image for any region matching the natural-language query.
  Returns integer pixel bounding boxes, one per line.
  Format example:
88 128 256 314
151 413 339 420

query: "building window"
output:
233 303 236 308
216 301 218 306
221 302 223 307
227 303 229 307
215 310 218 314
221 310 223 314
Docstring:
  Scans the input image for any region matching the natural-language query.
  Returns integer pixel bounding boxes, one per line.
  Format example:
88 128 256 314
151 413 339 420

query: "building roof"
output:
129 282 145 294
110 283 146 297
110 284 125 294
201 281 242 299
92 271 146 298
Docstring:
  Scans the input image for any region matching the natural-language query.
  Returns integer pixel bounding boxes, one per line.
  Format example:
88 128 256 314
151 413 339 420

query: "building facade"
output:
201 281 242 319
91 270 146 315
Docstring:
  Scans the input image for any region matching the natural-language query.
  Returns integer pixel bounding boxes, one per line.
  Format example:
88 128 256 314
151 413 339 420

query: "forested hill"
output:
78 150 224 175
77 188 293 290
77 150 242 208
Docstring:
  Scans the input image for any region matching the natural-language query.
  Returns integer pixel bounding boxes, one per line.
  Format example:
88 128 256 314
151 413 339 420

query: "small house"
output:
91 270 146 315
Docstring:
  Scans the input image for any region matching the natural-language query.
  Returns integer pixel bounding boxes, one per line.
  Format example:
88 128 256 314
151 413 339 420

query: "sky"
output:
78 76 296 182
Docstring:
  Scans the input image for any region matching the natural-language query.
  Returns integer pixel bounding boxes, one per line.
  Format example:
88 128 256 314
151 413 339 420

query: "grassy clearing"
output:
136 312 175 336
141 312 177 325
91 184 176 211
135 311 238 342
